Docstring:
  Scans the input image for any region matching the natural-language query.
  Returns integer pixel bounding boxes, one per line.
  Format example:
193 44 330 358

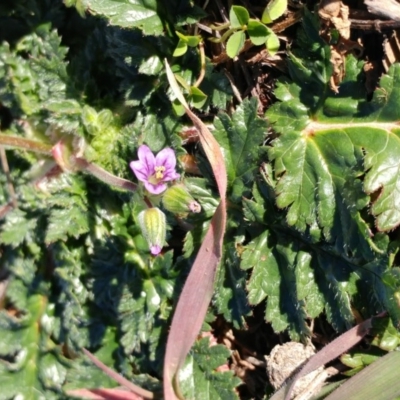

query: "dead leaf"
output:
319 0 351 39
365 0 400 21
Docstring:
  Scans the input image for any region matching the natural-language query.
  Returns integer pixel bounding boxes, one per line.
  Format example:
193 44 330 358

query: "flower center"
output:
154 166 165 180
148 166 166 185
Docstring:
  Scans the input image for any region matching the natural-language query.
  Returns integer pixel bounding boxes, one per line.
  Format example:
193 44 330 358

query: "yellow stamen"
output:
154 166 166 180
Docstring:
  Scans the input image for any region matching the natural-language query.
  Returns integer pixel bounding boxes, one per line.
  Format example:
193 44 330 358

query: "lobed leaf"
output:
214 98 268 201
178 338 240 400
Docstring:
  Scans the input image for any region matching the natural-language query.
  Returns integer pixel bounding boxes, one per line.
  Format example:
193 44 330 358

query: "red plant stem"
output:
74 157 137 192
0 134 53 154
81 349 155 400
0 134 138 192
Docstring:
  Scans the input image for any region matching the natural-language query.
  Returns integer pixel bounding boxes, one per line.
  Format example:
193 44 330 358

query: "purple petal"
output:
155 148 177 174
144 181 167 195
130 160 149 182
162 171 180 182
137 145 156 174
150 244 162 255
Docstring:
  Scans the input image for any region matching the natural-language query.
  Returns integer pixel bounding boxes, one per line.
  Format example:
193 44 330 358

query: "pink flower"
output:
130 145 180 195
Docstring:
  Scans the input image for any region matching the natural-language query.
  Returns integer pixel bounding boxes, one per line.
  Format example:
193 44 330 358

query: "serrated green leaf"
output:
229 5 249 29
226 31 245 59
214 242 250 328
262 0 287 24
199 62 233 110
267 57 400 241
90 248 177 369
214 98 268 201
0 292 68 399
133 111 183 153
40 353 67 390
46 206 90 243
0 28 71 120
243 196 265 224
294 251 324 318
240 222 366 337
179 337 240 400
269 118 400 236
0 209 37 247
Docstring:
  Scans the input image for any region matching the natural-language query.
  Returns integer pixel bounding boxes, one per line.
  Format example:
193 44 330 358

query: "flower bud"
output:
137 207 166 256
51 140 75 172
162 184 201 216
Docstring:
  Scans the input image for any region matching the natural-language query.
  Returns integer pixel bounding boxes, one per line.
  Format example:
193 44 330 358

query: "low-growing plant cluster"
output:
1 0 400 399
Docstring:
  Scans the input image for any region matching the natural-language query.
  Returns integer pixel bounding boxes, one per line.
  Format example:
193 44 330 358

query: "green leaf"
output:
0 290 68 399
226 30 245 58
371 317 400 351
262 0 287 24
0 28 71 120
199 62 233 110
340 347 385 373
0 209 37 247
265 31 280 55
325 351 400 400
214 242 251 328
184 177 219 219
63 0 86 17
85 0 163 35
268 107 400 236
132 111 183 153
241 231 311 340
178 337 240 400
172 98 186 116
173 39 188 57
175 31 201 47
44 176 90 244
247 19 269 46
266 35 400 240
213 98 268 201
229 5 249 29
189 86 207 108
90 247 177 369
46 207 90 243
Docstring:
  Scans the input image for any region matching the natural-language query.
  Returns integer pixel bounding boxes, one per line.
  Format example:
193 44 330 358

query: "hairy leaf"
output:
268 63 400 235
178 337 240 400
214 98 268 201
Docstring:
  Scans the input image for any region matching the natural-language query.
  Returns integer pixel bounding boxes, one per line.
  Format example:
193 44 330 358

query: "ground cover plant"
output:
1 0 400 399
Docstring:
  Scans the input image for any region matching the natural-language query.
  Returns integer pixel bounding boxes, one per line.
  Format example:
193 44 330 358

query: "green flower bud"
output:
137 207 166 256
162 184 201 216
